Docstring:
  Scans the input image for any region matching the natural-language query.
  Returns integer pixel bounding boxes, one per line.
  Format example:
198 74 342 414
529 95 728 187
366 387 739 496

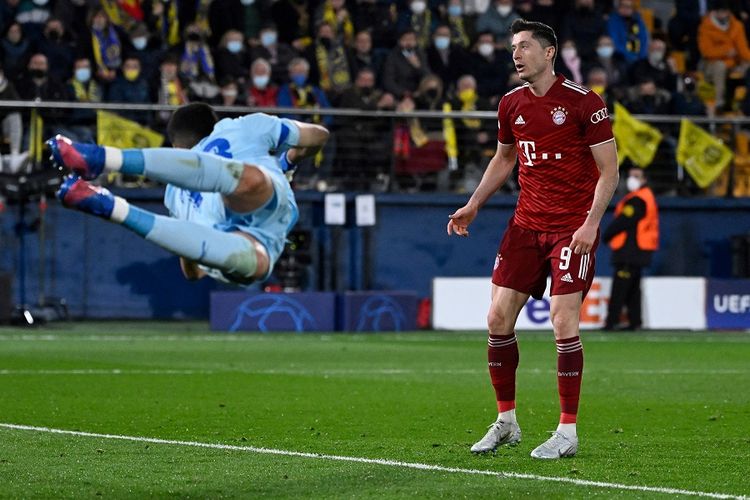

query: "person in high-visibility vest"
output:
602 167 659 330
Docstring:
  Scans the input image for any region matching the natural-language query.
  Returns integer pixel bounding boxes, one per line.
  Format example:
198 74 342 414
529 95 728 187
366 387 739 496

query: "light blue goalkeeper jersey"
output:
163 113 301 282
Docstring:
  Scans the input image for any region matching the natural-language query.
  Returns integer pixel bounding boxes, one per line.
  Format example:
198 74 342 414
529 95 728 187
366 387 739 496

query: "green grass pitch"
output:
0 322 748 499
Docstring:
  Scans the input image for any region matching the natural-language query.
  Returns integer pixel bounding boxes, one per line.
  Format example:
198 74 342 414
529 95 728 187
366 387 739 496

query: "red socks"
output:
487 333 519 412
556 336 584 424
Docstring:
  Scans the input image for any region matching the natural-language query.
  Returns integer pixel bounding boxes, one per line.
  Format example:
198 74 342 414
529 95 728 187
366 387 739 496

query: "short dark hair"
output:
510 18 558 59
167 102 218 148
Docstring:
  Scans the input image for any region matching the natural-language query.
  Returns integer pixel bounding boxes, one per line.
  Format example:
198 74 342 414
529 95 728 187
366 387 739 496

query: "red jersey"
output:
497 74 614 232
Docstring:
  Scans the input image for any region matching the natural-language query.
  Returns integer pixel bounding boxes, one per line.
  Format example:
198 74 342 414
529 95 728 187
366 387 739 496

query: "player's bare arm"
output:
570 139 619 254
447 142 517 237
288 121 330 162
180 258 207 280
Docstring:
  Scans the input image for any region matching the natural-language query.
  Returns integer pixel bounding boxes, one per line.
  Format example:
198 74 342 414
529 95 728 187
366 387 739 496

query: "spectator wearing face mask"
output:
427 23 470 92
628 37 678 92
351 0 399 52
335 67 396 190
207 0 247 47
214 29 251 86
560 0 607 64
246 57 278 107
584 35 630 93
397 0 438 49
671 75 707 116
64 57 102 143
16 53 70 131
475 0 520 42
107 56 151 124
85 7 125 85
180 24 219 102
125 23 164 86
442 0 472 49
154 54 188 129
303 21 353 105
277 57 333 127
218 77 242 106
698 0 750 111
382 28 430 99
36 18 76 82
606 0 650 65
249 24 297 84
314 0 355 45
468 31 513 102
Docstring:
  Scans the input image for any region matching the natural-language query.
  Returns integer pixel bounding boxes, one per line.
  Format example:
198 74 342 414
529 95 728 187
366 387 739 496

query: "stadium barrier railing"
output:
0 100 748 196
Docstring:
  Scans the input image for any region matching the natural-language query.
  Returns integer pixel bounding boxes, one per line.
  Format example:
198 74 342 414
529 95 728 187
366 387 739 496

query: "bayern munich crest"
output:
551 106 568 125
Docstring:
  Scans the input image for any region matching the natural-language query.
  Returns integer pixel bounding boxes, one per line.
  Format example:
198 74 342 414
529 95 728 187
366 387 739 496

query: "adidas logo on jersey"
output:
515 115 526 125
561 273 574 283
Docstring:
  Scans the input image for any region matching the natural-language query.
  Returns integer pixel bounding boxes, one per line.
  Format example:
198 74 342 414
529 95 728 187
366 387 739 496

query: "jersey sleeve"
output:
496 95 515 145
581 92 614 147
234 113 301 151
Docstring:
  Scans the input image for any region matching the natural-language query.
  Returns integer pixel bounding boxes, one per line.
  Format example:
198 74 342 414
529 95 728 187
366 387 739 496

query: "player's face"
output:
511 31 554 83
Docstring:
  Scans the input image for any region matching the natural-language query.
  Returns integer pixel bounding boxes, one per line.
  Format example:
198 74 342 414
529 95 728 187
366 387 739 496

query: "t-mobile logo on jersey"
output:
518 140 563 166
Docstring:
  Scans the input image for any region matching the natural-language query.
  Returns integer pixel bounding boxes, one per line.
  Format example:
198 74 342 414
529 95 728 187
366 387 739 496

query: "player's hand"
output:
447 204 478 237
570 223 597 254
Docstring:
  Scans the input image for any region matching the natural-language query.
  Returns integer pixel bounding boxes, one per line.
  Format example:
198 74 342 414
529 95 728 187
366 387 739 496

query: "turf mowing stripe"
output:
0 423 746 499
0 368 747 376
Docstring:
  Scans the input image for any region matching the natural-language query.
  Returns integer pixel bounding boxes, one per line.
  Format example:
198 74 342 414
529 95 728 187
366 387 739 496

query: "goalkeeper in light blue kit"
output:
48 103 329 284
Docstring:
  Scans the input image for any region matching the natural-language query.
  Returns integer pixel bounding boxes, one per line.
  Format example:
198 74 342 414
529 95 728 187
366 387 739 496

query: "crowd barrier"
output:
210 290 418 332
432 277 750 331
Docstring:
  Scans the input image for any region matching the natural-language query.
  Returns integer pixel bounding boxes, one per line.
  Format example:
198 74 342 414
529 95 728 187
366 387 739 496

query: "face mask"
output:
562 47 577 60
227 40 243 53
448 5 462 16
319 37 332 49
410 0 426 14
240 0 255 5
29 69 46 79
434 36 450 50
124 69 140 81
590 84 605 95
291 74 307 86
261 31 277 47
648 50 664 66
458 88 476 101
253 74 270 88
75 67 91 82
425 88 439 100
186 33 202 42
33 0 49 5
359 85 373 96
132 37 147 50
626 175 642 192
401 48 415 58
497 4 512 16
222 89 238 98
47 30 61 41
478 43 494 57
596 45 614 58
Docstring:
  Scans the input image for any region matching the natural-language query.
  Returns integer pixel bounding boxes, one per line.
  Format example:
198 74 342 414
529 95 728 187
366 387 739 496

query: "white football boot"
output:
470 419 522 453
530 431 578 459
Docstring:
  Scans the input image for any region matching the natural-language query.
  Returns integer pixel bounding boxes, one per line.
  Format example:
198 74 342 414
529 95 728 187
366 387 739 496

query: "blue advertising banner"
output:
706 280 750 330
210 292 337 332
339 291 418 332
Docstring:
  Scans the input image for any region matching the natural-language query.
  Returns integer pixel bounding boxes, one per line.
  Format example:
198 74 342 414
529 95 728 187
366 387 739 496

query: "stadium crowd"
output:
0 0 748 193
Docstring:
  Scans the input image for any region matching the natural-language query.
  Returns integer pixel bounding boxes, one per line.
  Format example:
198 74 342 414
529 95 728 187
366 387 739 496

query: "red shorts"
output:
491 217 599 300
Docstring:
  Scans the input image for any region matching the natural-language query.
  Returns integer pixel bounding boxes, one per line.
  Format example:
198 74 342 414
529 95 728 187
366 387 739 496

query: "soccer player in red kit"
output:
447 19 618 459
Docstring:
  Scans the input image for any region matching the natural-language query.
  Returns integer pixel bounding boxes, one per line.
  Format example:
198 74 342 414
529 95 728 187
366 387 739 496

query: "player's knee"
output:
487 308 512 335
549 308 577 337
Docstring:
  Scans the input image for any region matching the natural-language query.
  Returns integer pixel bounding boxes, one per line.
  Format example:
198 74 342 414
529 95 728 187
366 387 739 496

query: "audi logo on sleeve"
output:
590 107 609 124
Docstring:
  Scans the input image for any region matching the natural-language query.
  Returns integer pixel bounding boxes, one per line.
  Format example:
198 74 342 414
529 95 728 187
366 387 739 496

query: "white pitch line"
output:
0 423 746 500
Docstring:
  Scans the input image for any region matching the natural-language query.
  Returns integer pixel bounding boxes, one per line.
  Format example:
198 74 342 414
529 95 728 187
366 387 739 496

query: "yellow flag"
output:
612 102 662 167
97 110 164 149
676 119 733 189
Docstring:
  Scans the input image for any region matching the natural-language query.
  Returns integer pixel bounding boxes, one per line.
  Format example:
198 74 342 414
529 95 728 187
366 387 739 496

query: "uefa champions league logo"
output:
355 296 407 332
229 295 317 332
